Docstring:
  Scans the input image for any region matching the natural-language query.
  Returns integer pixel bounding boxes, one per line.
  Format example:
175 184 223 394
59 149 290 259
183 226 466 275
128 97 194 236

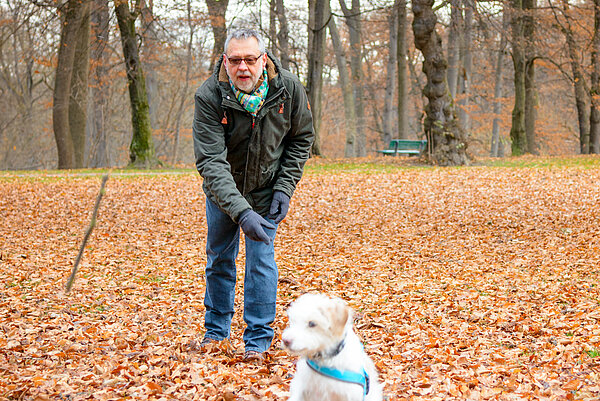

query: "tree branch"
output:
65 174 109 293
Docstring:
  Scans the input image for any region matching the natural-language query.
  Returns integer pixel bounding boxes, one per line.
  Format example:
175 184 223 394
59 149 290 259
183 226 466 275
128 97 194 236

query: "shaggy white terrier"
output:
282 293 383 401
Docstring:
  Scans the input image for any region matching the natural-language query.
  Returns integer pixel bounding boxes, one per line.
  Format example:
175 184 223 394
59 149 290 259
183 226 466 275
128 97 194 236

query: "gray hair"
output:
224 28 266 54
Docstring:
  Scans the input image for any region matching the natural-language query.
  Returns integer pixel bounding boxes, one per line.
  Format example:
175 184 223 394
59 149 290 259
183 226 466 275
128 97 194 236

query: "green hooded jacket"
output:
193 53 315 223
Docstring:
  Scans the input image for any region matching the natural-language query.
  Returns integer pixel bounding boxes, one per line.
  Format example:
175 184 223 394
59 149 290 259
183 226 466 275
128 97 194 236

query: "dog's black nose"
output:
283 338 291 347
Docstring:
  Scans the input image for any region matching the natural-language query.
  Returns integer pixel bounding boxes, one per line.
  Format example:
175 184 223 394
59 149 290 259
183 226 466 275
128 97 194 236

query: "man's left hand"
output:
267 191 290 224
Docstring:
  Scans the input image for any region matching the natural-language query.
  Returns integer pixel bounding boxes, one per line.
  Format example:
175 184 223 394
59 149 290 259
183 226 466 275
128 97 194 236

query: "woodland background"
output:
2 0 600 170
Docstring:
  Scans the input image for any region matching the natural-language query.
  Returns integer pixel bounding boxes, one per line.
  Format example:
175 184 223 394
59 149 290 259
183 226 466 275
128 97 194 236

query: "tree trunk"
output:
53 0 90 169
412 0 469 166
276 0 291 70
556 0 590 154
115 0 159 168
70 2 90 168
491 7 509 157
382 4 397 146
447 0 461 100
171 0 195 165
524 0 538 154
269 0 278 59
510 0 527 156
458 0 472 135
206 0 229 72
88 0 110 167
307 0 329 156
591 0 600 154
340 0 366 157
141 0 160 131
329 16 356 157
397 0 409 140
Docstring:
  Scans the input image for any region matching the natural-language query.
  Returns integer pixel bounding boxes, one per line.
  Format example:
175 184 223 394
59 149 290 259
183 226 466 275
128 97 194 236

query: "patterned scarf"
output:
229 68 269 116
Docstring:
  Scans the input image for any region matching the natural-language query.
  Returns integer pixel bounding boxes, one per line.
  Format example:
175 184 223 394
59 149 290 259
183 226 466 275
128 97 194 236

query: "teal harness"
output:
306 358 370 399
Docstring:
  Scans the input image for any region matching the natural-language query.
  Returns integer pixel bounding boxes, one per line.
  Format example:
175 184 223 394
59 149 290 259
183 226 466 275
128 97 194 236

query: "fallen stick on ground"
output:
65 174 109 293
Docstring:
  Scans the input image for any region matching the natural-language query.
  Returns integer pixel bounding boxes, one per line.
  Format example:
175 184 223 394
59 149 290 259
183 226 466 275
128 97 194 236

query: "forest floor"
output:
1 155 600 400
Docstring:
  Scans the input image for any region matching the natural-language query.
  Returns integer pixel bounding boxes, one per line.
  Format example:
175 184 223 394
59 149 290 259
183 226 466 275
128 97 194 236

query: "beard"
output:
232 72 259 94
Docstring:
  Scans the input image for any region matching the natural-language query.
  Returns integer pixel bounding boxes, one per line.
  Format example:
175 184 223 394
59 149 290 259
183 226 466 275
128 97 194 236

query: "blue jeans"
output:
203 198 279 352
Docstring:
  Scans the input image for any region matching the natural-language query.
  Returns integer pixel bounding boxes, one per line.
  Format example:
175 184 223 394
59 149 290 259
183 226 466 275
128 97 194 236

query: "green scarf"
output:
229 69 269 117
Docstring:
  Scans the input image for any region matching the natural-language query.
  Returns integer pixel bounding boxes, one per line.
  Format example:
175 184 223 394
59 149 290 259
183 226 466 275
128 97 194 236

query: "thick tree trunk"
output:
447 0 461 99
89 0 110 167
382 5 397 146
491 7 509 157
329 16 356 157
397 0 409 140
70 3 90 168
524 0 538 154
53 0 90 169
510 0 527 156
591 0 600 154
206 0 229 72
412 0 469 166
115 0 158 167
307 0 329 156
340 0 366 157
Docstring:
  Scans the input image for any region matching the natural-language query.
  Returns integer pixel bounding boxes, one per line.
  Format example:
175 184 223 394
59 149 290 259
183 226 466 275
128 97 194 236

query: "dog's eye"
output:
308 321 317 328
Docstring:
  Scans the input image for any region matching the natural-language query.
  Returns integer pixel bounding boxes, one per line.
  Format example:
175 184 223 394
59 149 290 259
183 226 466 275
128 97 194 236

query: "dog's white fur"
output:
282 293 383 401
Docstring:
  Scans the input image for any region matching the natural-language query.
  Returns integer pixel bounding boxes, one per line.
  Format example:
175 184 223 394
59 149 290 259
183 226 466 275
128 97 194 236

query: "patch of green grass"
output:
481 155 600 169
586 349 600 358
0 167 196 182
305 158 432 174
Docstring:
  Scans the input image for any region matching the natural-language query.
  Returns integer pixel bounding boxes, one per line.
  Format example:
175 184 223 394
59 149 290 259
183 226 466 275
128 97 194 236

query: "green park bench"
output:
376 139 427 156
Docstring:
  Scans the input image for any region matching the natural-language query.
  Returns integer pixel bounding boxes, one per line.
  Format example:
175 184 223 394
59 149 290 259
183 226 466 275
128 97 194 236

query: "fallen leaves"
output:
1 163 600 400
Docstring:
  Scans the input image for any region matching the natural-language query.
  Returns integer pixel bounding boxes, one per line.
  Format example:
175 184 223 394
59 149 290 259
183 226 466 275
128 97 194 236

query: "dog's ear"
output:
328 298 351 338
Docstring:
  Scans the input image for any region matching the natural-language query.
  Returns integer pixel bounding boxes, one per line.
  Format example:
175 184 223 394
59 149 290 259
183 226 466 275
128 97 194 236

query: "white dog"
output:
282 293 383 401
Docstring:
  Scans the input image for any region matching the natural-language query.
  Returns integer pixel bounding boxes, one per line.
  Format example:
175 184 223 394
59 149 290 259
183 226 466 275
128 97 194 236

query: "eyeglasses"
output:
226 53 263 66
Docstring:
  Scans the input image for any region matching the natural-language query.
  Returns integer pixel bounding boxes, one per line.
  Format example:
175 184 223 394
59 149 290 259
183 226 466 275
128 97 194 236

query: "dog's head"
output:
282 293 352 358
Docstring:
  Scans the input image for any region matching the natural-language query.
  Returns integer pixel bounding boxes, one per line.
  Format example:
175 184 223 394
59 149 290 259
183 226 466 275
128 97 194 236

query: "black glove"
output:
267 191 290 224
239 209 275 245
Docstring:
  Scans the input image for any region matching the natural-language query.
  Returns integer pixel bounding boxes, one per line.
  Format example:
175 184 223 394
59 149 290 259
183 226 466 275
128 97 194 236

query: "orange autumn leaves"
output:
1 163 600 400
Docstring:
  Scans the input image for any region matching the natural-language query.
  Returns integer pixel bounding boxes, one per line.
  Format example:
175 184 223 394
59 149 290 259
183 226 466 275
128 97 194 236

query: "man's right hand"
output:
238 210 275 245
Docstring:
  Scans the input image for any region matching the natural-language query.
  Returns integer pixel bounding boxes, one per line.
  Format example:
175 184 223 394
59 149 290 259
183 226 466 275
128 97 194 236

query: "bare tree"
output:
491 6 509 157
115 0 159 167
457 0 473 135
88 0 111 167
524 0 538 154
509 0 527 155
412 0 469 166
382 3 397 146
591 0 600 154
307 0 330 156
275 0 291 70
140 0 160 130
53 0 91 169
170 0 195 164
339 0 366 156
328 15 356 157
206 0 229 72
397 0 409 140
447 0 461 99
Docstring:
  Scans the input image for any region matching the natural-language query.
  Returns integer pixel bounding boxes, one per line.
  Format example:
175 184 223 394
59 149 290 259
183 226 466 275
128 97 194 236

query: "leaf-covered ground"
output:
1 159 600 400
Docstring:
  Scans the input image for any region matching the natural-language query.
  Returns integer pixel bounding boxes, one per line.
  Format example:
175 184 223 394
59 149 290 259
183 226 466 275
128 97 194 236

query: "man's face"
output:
224 37 267 94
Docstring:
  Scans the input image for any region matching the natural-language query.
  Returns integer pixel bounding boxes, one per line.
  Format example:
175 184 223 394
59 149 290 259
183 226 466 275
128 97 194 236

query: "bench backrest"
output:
388 139 427 150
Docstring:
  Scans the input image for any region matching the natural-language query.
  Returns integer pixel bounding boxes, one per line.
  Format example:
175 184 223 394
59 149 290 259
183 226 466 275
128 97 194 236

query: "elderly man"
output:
193 28 314 363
